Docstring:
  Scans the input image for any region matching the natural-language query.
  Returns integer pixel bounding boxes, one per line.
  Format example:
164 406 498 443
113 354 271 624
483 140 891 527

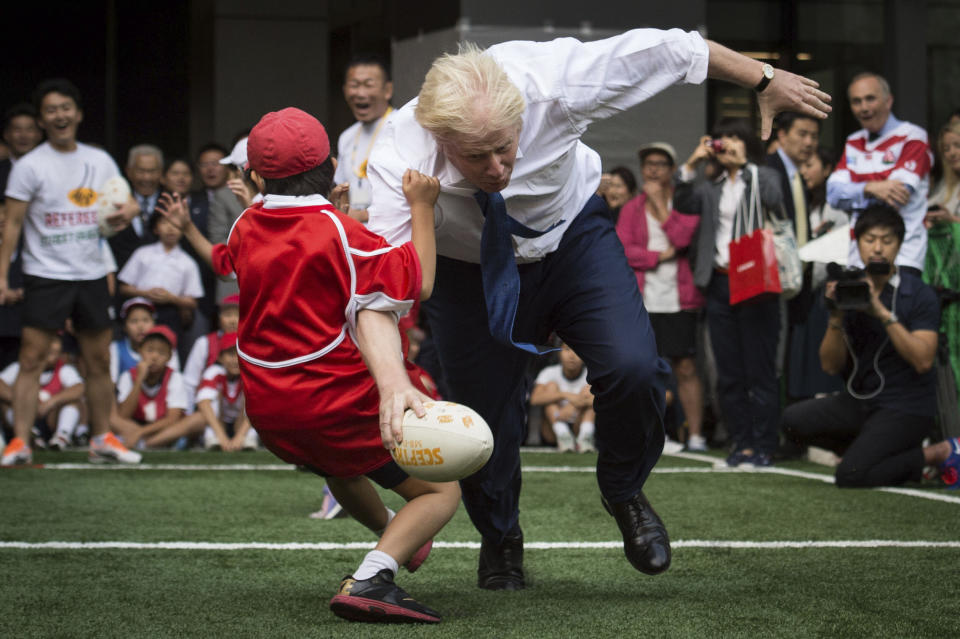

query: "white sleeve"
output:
4 157 38 202
168 350 181 372
195 365 222 404
366 108 432 247
165 371 189 410
0 363 19 386
116 371 133 402
117 247 145 285
195 384 219 404
334 130 350 185
490 29 709 133
183 338 208 392
182 255 205 299
534 364 560 387
58 364 84 388
109 341 119 384
100 240 118 274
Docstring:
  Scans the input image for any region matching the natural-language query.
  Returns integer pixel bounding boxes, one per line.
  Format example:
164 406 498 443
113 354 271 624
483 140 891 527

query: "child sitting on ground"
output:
147 332 257 451
110 297 181 384
110 325 189 450
0 334 83 450
158 107 459 624
181 293 239 410
530 341 595 453
117 212 204 350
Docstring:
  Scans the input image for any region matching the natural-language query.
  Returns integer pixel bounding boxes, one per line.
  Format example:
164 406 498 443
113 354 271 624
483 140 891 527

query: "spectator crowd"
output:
0 61 957 492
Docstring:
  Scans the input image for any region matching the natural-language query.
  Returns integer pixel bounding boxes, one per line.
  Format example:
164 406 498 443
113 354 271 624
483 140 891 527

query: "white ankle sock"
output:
577 421 595 441
552 421 573 439
55 405 81 439
354 549 399 580
372 507 396 537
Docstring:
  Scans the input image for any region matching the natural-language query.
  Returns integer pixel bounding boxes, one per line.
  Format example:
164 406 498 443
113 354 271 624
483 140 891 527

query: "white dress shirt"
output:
366 28 709 263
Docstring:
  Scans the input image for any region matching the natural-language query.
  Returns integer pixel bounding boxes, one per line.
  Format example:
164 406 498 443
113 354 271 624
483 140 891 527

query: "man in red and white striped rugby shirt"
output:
827 72 933 275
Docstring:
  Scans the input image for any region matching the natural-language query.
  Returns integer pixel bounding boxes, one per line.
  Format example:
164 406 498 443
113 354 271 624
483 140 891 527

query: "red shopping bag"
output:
728 226 782 304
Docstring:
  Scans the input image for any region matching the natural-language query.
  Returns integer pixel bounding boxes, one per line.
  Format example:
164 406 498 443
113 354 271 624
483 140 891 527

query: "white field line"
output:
1 540 959 551
26 457 960 506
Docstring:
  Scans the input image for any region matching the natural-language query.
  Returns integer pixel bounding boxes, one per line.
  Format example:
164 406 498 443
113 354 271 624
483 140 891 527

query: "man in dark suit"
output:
767 112 820 321
109 144 165 269
766 112 837 417
766 112 820 248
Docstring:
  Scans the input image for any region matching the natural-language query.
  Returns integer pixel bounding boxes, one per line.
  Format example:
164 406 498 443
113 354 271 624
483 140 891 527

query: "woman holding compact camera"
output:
674 118 785 467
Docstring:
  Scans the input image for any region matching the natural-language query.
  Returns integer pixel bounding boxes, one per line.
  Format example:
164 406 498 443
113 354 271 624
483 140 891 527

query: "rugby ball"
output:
392 401 493 482
97 176 132 238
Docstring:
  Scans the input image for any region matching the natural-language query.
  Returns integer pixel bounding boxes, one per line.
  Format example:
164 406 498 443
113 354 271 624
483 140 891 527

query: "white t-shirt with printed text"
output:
5 141 120 280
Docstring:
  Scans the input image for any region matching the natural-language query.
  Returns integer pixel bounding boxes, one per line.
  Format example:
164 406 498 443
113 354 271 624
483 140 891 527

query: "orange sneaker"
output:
89 432 142 464
1 437 33 466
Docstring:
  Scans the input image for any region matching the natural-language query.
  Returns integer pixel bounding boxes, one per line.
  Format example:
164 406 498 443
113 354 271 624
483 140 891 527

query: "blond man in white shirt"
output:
366 29 831 591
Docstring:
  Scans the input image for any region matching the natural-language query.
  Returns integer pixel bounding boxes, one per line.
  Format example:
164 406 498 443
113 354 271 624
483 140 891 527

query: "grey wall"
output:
189 0 330 152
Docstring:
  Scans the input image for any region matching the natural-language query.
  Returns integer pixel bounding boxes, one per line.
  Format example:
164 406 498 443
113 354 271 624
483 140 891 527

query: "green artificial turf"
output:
1 449 956 637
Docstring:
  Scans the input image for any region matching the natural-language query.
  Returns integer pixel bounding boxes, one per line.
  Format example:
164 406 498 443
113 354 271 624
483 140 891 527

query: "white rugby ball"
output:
392 401 493 482
97 176 132 238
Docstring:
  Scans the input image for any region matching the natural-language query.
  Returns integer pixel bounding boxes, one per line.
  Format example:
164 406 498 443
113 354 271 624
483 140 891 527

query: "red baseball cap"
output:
218 332 238 352
219 293 240 307
247 107 330 179
143 325 177 350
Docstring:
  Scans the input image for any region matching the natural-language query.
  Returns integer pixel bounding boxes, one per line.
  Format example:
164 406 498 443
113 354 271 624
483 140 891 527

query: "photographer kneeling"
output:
782 203 960 488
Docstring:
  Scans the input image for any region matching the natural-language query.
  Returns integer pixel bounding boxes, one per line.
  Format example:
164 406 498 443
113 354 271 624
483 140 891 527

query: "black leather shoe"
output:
477 528 525 590
603 492 671 575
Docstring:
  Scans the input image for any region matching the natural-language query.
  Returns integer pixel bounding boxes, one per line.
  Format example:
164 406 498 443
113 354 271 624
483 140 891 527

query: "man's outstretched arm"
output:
705 40 832 139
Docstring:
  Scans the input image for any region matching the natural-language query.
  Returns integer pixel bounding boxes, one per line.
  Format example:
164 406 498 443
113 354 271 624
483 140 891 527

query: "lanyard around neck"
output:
352 106 393 179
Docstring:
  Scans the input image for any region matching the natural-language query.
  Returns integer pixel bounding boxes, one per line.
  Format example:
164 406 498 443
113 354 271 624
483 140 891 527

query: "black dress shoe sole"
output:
477 575 525 591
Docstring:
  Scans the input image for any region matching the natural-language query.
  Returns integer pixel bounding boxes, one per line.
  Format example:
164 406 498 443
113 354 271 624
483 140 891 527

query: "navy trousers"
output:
426 201 670 543
704 272 781 454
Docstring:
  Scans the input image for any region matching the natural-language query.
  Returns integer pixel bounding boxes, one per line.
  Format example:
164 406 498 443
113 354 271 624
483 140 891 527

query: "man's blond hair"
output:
415 42 525 142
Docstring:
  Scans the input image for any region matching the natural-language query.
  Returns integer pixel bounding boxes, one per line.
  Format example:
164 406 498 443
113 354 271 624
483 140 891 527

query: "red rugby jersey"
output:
210 195 421 476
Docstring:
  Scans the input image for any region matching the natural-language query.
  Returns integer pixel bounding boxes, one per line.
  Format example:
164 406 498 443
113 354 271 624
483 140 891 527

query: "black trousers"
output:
781 393 932 487
705 273 781 454
426 203 669 543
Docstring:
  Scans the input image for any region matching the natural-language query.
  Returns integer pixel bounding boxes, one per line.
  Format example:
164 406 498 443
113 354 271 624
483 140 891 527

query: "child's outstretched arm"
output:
356 308 429 450
157 193 216 270
401 169 440 300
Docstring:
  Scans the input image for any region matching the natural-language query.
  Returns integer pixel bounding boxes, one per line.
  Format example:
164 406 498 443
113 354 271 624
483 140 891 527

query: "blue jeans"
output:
705 272 781 454
426 199 670 542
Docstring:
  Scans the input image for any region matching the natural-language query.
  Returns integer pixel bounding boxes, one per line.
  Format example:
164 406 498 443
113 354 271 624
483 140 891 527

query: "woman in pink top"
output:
616 142 707 452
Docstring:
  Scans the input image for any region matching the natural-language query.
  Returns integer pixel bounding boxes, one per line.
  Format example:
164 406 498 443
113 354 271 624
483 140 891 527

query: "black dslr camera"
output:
826 261 891 311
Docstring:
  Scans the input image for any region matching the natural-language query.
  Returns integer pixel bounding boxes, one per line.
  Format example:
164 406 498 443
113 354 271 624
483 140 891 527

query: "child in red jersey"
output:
181 293 240 410
150 332 255 451
0 334 84 450
110 325 188 453
158 107 457 624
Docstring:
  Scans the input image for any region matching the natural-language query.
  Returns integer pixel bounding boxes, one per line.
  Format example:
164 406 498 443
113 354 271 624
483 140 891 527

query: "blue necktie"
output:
474 190 558 355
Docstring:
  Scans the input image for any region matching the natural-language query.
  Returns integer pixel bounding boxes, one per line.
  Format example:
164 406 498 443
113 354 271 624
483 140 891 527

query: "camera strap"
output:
841 273 900 401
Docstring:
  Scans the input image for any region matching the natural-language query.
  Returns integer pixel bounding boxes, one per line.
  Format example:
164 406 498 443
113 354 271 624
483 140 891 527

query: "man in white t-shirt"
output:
0 78 141 466
332 55 394 224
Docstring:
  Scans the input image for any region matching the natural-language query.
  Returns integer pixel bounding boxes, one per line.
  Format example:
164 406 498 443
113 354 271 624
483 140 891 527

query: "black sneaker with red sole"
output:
329 569 441 623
